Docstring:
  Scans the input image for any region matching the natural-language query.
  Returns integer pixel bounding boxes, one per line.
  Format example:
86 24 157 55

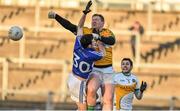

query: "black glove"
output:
140 81 147 92
48 11 56 19
83 0 92 14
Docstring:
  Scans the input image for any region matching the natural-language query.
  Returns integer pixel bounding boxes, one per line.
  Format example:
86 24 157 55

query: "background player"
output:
113 58 147 110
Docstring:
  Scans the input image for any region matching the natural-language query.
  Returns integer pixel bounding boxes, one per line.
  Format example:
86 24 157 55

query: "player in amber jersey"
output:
82 26 115 66
113 58 147 110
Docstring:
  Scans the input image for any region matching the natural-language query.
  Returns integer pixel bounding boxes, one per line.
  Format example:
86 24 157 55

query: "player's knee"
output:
87 87 96 96
103 96 113 104
87 83 97 92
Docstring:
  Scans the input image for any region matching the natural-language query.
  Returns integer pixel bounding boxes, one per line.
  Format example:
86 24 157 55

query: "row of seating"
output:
1 7 26 23
1 6 179 32
149 75 168 89
29 39 67 59
5 69 51 100
157 16 179 31
141 38 180 62
0 37 10 47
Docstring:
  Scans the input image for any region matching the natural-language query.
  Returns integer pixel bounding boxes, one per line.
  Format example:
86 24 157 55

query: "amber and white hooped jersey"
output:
113 73 140 110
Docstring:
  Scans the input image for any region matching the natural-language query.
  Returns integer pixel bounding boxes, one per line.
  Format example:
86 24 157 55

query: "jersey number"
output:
73 52 90 73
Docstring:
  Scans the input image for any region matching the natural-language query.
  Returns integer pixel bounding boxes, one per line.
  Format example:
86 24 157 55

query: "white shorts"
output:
67 73 87 103
92 66 114 84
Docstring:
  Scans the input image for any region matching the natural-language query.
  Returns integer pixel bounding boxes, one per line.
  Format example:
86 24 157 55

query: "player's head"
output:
121 58 133 74
91 14 105 30
80 34 93 48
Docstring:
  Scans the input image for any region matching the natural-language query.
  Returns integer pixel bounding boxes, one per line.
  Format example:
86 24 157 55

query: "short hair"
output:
92 14 105 22
80 34 93 48
121 58 133 67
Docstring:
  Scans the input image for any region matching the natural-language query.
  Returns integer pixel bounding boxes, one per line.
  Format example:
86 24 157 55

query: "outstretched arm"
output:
48 11 77 35
55 14 77 34
48 0 92 36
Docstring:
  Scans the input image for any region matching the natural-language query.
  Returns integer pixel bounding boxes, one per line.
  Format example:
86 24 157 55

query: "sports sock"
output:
87 105 95 111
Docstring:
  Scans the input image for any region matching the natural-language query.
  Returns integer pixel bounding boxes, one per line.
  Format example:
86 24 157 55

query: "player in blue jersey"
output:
67 1 106 110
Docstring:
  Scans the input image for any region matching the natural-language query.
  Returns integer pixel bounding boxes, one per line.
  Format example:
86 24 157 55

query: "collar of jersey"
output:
122 72 131 76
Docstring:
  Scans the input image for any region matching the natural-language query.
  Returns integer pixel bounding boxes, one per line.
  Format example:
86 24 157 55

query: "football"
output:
8 26 23 41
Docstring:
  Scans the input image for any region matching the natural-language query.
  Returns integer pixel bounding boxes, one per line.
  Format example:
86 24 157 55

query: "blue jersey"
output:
72 36 103 79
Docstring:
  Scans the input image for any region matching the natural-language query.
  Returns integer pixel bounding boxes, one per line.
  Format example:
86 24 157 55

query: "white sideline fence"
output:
0 57 179 98
0 57 69 101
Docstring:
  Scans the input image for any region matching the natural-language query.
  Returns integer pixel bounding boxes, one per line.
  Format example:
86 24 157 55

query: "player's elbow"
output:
111 37 116 45
107 37 115 45
102 51 106 57
100 54 105 59
100 36 116 45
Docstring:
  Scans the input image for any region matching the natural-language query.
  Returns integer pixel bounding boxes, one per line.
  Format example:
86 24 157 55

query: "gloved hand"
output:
48 11 56 19
83 0 92 15
92 33 101 40
140 81 147 92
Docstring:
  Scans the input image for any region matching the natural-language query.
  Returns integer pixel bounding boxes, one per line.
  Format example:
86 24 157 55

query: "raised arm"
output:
77 14 87 36
77 0 92 36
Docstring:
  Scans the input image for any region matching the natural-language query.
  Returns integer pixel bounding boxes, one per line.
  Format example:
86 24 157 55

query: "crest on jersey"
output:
132 79 136 83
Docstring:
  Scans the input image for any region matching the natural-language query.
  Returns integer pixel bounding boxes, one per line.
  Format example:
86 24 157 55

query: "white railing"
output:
0 57 69 101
